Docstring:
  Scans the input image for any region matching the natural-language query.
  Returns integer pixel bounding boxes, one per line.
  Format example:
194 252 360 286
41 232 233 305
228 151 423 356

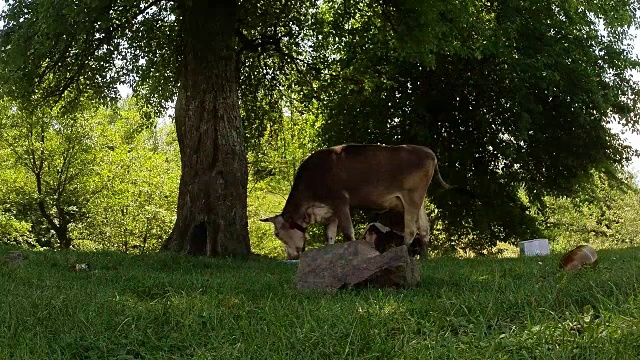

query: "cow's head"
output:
260 214 307 259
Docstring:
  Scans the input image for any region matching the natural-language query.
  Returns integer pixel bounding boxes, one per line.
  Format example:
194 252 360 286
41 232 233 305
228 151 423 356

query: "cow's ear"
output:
303 209 312 224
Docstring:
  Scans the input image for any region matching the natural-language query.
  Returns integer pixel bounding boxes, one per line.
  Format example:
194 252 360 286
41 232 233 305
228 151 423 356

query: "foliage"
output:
537 170 640 252
304 0 640 249
0 0 253 256
246 107 327 258
237 0 325 151
248 126 640 259
2 0 640 254
235 0 640 252
72 99 180 252
0 147 35 247
0 99 103 247
0 97 179 251
2 245 640 358
0 209 35 248
0 0 179 114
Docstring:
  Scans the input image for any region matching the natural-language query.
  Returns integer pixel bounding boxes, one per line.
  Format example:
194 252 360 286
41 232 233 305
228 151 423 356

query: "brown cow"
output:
260 144 464 260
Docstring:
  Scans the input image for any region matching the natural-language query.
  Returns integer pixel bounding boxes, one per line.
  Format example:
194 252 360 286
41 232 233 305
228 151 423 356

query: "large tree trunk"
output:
162 0 251 256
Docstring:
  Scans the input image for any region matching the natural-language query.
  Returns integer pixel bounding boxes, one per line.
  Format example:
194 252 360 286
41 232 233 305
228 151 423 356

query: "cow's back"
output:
333 144 435 179
288 144 436 210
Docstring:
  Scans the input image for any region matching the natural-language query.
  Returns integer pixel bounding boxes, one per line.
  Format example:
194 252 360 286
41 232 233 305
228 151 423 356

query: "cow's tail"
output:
434 162 453 190
432 161 476 199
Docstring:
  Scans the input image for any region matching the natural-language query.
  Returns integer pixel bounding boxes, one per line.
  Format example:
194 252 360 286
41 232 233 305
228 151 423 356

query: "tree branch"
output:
36 0 164 103
377 0 400 36
235 27 321 90
236 29 282 55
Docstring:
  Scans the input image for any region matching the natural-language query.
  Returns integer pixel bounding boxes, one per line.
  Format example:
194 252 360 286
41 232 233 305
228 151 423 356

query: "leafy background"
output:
1 0 640 258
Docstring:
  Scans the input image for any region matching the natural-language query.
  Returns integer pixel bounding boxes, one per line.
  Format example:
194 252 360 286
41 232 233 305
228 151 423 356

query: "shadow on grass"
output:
2 244 640 359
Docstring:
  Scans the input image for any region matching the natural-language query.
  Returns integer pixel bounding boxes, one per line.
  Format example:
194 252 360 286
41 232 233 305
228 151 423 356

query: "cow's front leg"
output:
335 207 355 242
324 217 339 245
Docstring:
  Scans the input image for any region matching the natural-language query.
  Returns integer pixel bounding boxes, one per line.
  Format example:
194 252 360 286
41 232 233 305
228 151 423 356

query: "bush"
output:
0 209 37 248
536 171 640 252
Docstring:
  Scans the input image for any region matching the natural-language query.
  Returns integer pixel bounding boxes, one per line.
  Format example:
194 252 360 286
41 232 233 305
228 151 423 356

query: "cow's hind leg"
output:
416 206 430 258
335 206 356 242
401 209 420 249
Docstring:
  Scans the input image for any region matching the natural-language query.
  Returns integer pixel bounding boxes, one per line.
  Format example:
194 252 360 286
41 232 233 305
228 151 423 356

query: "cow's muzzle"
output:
287 244 306 260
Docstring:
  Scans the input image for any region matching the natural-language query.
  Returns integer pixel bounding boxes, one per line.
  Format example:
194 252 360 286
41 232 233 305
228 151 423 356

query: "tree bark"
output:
162 0 251 256
34 169 72 249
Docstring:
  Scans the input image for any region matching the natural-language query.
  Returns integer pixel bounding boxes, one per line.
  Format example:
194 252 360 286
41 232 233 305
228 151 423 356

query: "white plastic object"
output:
518 239 550 256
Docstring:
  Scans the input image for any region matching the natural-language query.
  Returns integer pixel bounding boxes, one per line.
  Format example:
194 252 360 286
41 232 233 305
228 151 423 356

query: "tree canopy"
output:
1 0 640 253
0 0 178 112
241 0 640 246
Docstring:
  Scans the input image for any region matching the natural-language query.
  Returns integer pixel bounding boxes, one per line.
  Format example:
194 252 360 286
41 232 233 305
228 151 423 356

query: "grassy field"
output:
1 244 639 359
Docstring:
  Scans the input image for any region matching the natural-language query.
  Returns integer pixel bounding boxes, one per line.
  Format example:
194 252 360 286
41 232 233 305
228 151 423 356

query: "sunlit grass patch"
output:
1 244 639 359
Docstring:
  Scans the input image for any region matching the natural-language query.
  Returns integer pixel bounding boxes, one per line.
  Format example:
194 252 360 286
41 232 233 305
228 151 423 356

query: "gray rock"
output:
4 251 25 265
293 240 420 292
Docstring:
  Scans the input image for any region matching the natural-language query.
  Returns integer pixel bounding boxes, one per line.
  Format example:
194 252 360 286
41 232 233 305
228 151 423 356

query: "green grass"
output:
1 245 640 359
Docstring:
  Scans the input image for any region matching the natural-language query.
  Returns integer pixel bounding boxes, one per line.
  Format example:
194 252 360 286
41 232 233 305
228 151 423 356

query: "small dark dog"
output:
361 222 422 257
